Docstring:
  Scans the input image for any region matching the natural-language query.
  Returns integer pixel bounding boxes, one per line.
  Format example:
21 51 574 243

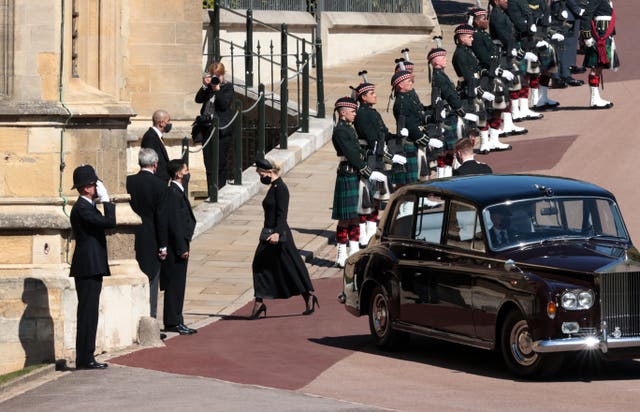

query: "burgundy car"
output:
340 174 640 378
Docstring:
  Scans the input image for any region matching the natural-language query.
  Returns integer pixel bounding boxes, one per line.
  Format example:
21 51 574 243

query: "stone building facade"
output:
0 0 202 374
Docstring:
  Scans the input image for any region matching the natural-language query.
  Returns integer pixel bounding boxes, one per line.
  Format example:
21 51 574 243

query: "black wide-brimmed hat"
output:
71 164 99 189
255 158 274 170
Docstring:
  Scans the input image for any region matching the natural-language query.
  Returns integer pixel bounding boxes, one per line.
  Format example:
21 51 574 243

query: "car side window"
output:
414 194 445 243
387 196 415 239
446 202 484 251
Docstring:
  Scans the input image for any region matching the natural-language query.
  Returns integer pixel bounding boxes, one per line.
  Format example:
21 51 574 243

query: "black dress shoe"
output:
569 65 586 74
160 333 167 340
77 361 108 370
551 78 567 89
563 77 584 87
164 324 194 335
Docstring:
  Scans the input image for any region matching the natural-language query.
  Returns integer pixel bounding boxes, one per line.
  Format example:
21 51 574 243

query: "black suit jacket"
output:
126 170 169 277
140 128 170 183
69 198 116 277
454 160 493 176
166 182 196 257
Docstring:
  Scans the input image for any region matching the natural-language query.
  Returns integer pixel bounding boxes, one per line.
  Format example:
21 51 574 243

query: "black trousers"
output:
149 268 160 318
74 276 103 365
203 132 232 194
161 249 188 327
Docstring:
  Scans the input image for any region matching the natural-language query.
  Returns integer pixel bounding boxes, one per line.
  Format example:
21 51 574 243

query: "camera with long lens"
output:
210 75 220 86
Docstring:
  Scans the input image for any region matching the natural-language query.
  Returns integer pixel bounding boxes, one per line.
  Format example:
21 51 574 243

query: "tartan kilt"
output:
332 172 361 220
390 143 418 186
583 35 620 69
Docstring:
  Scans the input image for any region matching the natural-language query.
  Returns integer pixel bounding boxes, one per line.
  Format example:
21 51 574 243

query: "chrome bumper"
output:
533 322 640 354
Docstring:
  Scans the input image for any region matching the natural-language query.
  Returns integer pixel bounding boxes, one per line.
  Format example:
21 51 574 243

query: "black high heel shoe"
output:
303 294 319 315
249 303 267 319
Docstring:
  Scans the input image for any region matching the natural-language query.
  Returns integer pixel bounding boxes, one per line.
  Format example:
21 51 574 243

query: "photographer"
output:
195 61 234 197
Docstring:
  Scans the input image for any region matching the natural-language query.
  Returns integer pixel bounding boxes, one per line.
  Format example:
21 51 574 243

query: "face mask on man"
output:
260 175 272 185
182 172 190 186
164 123 172 133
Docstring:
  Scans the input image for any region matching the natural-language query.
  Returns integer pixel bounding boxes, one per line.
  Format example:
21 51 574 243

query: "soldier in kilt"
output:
353 81 407 248
331 96 388 267
506 0 545 121
471 6 528 139
392 71 444 183
579 0 617 109
453 23 512 158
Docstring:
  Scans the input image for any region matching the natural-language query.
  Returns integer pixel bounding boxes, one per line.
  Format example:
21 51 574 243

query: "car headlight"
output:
561 289 595 310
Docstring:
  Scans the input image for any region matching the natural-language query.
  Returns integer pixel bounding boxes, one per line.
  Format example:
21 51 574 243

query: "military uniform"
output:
392 86 424 184
579 0 617 108
331 118 371 221
506 0 545 120
453 23 511 154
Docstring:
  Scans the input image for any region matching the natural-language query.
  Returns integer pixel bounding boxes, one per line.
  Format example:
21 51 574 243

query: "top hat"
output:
255 158 274 170
71 164 99 190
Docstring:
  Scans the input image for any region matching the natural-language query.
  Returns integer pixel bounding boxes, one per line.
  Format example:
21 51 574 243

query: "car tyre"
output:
500 310 564 379
369 285 409 350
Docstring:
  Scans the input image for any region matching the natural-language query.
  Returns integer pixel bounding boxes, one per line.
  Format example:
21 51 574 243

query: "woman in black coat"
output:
249 158 318 318
195 61 235 195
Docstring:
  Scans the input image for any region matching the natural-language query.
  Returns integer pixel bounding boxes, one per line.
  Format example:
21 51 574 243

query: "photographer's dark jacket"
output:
195 81 234 137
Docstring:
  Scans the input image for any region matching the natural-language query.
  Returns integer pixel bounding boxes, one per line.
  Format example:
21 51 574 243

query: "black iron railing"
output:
186 0 323 203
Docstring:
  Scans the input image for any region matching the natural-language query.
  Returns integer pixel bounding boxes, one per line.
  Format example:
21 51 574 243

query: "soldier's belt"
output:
337 161 357 176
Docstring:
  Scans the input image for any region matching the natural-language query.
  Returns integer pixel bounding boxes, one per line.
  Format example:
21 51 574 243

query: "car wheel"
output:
500 310 563 378
369 285 409 350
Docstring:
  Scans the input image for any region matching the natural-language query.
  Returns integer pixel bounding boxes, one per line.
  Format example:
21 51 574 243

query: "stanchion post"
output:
233 100 243 185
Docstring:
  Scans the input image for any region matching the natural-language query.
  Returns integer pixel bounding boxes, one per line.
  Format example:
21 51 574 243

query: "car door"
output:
393 192 455 330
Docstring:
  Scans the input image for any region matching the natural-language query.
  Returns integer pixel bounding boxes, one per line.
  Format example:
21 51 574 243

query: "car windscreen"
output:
483 197 629 251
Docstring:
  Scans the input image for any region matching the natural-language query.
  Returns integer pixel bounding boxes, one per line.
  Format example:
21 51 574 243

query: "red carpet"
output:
110 277 370 390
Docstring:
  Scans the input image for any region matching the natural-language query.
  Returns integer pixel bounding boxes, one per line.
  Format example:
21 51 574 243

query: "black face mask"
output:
164 123 172 133
260 175 272 185
182 173 190 186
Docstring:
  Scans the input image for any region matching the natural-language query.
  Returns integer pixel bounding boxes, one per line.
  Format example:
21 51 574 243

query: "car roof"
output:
406 174 615 208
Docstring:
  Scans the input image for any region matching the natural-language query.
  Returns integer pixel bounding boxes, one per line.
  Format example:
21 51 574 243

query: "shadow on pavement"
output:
308 333 640 382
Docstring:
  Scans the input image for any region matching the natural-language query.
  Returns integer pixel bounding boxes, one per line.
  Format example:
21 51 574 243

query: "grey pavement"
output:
0 365 385 411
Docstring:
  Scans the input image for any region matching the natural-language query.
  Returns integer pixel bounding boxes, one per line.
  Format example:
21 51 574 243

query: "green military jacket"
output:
431 68 463 115
354 103 389 149
452 45 482 99
331 119 368 173
490 5 517 54
392 90 427 144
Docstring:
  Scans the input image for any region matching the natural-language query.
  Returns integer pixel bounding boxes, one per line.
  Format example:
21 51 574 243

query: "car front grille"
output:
600 271 640 337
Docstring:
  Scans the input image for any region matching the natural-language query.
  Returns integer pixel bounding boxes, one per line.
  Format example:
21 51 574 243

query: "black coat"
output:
453 159 493 176
140 128 170 183
166 182 196 257
126 170 169 277
69 198 116 277
252 177 313 299
195 81 235 137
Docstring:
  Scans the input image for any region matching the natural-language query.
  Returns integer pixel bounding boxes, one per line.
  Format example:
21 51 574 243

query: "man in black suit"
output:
69 164 116 369
161 159 197 335
453 137 493 176
140 109 172 183
126 148 168 319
